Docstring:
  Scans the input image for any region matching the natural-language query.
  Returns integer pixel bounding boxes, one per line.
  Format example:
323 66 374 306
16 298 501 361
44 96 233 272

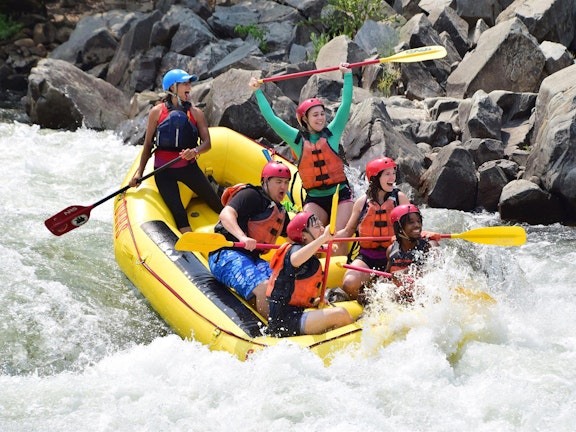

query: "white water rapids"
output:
1 118 575 431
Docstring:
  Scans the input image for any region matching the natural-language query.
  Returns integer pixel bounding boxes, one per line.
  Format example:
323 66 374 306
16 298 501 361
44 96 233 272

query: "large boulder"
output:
50 11 141 69
497 0 576 49
446 18 545 98
521 64 576 222
499 179 566 224
24 58 130 130
419 142 478 210
341 97 426 188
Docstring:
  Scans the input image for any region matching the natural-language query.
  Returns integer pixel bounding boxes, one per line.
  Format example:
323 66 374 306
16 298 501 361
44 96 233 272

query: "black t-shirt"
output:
215 186 288 254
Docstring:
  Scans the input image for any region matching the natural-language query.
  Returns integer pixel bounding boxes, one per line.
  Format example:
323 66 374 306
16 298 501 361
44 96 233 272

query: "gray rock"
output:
499 179 566 224
25 58 130 130
419 142 478 210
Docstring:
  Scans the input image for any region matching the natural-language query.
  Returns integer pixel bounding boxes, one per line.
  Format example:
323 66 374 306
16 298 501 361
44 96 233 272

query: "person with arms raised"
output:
248 63 354 255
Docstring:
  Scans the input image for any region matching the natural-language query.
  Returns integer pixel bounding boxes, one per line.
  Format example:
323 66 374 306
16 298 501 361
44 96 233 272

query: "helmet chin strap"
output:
398 228 419 243
167 84 185 106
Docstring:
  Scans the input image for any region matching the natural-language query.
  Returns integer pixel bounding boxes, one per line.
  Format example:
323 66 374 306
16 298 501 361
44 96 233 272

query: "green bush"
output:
307 0 399 60
376 64 401 97
235 24 268 53
0 14 22 41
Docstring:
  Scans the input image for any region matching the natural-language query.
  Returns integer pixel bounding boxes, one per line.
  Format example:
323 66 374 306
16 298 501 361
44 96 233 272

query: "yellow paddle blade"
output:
329 185 339 234
175 232 233 253
451 226 526 246
380 45 447 63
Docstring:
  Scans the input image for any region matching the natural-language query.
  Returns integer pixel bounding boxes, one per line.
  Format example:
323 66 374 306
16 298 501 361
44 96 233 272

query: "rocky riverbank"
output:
2 0 575 225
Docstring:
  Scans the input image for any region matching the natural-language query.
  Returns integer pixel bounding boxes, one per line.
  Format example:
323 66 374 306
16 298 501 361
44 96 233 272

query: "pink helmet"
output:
287 211 316 243
296 98 324 126
390 204 421 226
261 161 291 180
365 157 397 181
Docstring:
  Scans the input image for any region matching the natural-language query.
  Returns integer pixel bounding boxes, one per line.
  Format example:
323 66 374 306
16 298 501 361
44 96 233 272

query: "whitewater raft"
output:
113 127 494 362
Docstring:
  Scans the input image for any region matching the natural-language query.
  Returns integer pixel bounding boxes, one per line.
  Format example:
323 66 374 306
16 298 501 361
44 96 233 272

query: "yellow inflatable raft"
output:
113 127 495 362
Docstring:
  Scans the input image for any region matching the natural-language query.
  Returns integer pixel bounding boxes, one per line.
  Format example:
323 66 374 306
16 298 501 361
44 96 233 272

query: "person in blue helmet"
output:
129 68 223 233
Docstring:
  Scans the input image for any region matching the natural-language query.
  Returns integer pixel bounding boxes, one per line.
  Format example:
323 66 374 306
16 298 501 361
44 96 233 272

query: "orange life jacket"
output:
357 195 397 249
297 134 346 190
221 183 286 245
267 243 323 308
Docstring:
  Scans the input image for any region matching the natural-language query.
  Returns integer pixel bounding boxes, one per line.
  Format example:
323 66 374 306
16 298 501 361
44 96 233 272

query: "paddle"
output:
175 232 281 254
436 226 526 246
318 185 340 306
175 231 331 255
332 226 527 247
176 226 526 253
258 45 447 83
45 155 183 236
337 262 393 279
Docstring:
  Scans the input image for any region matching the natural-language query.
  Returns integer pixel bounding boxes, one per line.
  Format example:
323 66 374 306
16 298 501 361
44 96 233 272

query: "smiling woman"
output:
248 64 355 255
335 157 411 300
128 68 223 234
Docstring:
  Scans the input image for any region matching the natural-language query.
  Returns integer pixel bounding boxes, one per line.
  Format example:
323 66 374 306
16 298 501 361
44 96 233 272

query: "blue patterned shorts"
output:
208 249 272 299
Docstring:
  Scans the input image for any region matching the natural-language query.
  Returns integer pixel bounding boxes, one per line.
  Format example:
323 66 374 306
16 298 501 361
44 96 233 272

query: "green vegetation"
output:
376 64 401 97
235 24 268 53
307 32 331 62
0 13 22 41
305 0 399 59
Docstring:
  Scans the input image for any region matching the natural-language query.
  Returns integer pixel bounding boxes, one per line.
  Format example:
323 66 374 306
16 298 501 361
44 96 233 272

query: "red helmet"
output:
365 157 397 181
390 204 421 226
261 161 291 180
287 211 316 243
296 98 324 126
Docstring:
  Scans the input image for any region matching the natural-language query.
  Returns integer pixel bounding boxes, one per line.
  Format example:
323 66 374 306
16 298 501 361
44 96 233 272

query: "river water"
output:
1 115 575 431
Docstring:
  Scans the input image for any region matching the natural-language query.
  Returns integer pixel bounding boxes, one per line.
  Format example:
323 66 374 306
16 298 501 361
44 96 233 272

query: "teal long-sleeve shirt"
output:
254 72 353 197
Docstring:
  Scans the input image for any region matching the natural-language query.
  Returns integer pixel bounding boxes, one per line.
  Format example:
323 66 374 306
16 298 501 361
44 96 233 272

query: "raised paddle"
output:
45 155 183 236
318 185 340 306
331 226 527 247
258 45 447 83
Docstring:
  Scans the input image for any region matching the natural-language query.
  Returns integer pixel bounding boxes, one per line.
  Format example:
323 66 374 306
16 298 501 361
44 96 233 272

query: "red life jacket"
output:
297 133 346 190
221 183 286 245
266 243 323 308
357 195 397 249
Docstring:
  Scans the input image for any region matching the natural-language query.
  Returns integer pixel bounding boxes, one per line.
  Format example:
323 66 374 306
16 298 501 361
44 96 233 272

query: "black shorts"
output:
267 302 305 337
355 252 388 272
303 183 353 216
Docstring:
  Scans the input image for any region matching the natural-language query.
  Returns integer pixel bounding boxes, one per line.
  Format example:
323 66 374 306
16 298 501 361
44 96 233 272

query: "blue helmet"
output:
162 68 198 91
